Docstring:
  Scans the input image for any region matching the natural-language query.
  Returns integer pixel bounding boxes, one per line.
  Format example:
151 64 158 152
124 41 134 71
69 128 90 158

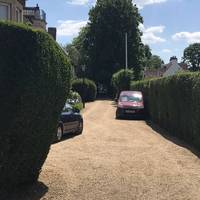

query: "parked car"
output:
56 103 83 141
116 91 145 119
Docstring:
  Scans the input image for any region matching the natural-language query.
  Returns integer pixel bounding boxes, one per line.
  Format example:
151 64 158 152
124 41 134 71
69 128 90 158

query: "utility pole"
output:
82 65 86 108
125 32 128 70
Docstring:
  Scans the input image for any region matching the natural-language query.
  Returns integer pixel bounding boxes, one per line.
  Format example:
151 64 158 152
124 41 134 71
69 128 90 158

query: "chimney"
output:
21 0 26 7
35 4 41 20
48 27 57 40
170 56 178 64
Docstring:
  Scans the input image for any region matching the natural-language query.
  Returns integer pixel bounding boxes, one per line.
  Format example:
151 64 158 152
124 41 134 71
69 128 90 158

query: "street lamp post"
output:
82 65 86 108
125 32 128 70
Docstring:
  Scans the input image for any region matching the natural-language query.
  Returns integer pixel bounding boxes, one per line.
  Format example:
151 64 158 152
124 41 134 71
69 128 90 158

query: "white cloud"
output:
134 0 167 9
57 20 87 36
139 24 166 44
172 32 200 43
162 49 172 53
67 0 95 6
67 0 167 7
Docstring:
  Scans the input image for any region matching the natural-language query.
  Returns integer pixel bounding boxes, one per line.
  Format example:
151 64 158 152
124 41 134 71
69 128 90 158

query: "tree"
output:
64 44 81 67
143 44 152 60
141 44 152 68
183 43 200 71
72 0 143 93
140 47 164 69
64 44 81 77
63 27 90 78
146 55 164 69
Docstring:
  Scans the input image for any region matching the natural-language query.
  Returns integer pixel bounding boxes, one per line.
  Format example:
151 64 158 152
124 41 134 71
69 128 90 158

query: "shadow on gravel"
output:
53 132 82 145
146 120 200 159
96 97 112 101
0 181 48 200
115 116 145 121
62 133 82 142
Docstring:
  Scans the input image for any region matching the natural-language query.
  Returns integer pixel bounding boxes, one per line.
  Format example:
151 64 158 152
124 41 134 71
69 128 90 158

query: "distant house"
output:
0 0 56 40
144 56 188 79
23 4 47 30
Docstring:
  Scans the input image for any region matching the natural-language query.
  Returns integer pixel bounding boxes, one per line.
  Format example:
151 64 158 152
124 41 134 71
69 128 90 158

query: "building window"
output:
0 3 10 20
16 8 22 22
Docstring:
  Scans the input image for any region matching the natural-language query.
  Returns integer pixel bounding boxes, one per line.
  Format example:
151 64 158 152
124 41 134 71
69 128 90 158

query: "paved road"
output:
19 100 200 199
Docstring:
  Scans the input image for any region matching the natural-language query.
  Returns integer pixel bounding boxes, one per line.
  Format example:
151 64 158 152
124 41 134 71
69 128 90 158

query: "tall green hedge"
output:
0 22 72 190
72 78 97 102
111 69 134 98
131 73 200 149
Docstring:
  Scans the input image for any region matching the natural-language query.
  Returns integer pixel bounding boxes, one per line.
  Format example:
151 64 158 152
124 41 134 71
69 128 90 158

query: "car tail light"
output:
118 102 124 108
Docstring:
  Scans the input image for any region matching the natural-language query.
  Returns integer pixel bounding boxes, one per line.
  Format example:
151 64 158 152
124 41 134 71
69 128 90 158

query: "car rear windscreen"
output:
120 94 142 102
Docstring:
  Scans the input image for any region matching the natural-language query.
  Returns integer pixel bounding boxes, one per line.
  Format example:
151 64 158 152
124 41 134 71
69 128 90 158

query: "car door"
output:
62 108 74 133
70 112 80 131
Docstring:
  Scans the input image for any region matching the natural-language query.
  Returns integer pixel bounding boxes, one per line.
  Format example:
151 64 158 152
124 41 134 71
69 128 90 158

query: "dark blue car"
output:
56 103 83 141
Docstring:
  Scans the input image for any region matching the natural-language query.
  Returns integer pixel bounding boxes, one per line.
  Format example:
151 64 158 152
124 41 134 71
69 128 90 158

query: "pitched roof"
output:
179 63 188 70
144 62 188 78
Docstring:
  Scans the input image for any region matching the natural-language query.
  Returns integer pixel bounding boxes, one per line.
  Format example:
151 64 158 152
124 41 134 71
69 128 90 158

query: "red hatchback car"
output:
116 91 145 119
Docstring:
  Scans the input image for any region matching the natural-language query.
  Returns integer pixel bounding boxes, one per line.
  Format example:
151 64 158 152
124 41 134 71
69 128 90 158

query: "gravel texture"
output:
6 100 200 200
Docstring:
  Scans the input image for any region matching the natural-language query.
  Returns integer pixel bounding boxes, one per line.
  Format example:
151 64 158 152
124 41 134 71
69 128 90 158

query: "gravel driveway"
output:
8 100 200 200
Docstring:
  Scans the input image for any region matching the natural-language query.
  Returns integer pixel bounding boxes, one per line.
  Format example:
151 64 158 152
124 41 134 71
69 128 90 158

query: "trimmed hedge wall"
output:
72 78 97 102
0 22 72 190
131 73 200 149
111 69 134 98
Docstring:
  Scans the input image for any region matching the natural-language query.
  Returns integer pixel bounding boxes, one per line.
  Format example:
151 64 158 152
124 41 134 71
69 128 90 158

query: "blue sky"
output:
28 0 200 63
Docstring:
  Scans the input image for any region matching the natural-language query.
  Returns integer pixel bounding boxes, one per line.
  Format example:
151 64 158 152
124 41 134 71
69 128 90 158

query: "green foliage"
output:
112 69 134 97
143 45 152 60
73 102 84 111
67 91 83 110
64 44 81 67
0 22 72 189
183 43 200 71
64 27 90 78
146 55 164 69
131 73 200 149
70 0 143 93
140 44 164 70
72 78 97 102
141 44 152 68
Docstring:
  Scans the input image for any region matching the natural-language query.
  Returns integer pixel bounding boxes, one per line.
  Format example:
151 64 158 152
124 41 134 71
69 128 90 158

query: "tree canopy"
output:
143 44 152 60
63 27 90 78
141 44 152 68
140 44 164 69
68 0 143 93
146 55 164 69
183 43 200 71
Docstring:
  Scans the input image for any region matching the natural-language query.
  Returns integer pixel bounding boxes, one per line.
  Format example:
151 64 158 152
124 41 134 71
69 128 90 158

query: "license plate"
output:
125 110 135 114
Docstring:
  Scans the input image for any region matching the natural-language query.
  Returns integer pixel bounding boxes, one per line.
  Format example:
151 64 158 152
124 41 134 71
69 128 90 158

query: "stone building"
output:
0 0 24 22
0 0 56 40
23 4 47 30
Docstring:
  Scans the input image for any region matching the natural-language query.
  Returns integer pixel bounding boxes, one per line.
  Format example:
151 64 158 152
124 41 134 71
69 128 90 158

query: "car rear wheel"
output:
57 126 63 141
77 121 83 134
116 109 121 119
